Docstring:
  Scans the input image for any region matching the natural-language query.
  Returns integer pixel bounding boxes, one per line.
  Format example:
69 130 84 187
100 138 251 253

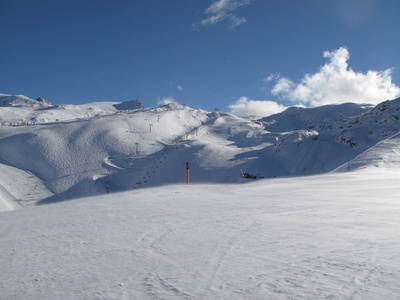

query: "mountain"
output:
1 94 400 299
1 94 400 207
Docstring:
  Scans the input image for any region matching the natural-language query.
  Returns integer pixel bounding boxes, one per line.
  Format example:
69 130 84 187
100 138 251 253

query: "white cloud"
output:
195 0 251 29
268 47 400 107
228 96 287 117
263 74 277 82
176 84 183 91
156 97 177 106
205 0 246 14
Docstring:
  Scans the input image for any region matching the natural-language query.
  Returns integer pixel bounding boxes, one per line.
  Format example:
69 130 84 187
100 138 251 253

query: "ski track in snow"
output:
1 169 400 299
0 162 53 210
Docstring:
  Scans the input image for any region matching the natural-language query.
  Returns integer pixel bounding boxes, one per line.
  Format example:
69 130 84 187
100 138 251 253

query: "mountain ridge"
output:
1 94 400 207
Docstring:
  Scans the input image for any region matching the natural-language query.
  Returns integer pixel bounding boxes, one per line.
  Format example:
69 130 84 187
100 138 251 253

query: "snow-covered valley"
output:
1 94 400 299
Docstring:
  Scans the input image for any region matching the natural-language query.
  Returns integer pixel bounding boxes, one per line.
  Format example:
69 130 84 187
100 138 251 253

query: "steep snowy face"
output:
261 100 400 152
260 103 372 131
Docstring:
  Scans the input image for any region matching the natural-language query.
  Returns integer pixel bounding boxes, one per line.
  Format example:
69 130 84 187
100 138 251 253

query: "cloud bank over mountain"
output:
156 96 177 106
228 96 287 117
230 47 400 117
270 47 400 106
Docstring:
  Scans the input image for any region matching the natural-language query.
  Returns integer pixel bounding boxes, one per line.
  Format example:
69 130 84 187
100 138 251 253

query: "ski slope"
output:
0 162 52 211
0 167 399 299
335 132 400 172
1 94 400 298
1 94 400 207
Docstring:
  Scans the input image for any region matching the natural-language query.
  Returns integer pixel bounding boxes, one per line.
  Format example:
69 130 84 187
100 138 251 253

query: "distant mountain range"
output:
1 94 400 206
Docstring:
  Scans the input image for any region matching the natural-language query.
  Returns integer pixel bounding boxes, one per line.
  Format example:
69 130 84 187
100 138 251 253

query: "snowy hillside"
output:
1 94 400 207
0 93 143 126
1 94 400 299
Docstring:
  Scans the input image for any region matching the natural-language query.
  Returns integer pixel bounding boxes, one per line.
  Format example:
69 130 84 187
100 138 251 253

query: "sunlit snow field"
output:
1 167 399 299
1 95 400 298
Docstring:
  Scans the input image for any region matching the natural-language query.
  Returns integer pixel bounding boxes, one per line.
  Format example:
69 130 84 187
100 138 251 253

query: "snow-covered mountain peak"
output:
0 95 146 126
2 95 400 299
2 93 400 207
371 97 400 114
0 94 53 108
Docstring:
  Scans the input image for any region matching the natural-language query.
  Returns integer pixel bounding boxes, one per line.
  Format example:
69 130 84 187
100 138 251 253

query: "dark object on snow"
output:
36 97 53 106
242 173 257 179
113 99 144 110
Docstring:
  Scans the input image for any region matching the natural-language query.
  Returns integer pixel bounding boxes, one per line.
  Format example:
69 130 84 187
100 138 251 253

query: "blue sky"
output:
1 0 400 116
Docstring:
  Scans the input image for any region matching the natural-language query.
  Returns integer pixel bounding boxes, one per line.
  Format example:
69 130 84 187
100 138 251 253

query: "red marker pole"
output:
186 162 189 185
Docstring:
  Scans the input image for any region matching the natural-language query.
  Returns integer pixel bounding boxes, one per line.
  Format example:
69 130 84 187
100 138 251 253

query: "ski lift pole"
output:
186 162 189 185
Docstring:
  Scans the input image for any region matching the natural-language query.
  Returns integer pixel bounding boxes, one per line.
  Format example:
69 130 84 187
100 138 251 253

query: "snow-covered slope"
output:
334 132 400 172
1 94 400 298
1 94 400 208
1 169 399 299
0 161 52 211
0 93 143 126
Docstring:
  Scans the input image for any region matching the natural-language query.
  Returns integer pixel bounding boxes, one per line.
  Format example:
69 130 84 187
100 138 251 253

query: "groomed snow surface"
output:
1 94 400 299
1 167 399 299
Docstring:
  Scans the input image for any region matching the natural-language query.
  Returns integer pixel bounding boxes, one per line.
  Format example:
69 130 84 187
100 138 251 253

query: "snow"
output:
1 168 399 299
1 95 400 204
335 132 400 172
0 94 142 126
1 94 400 298
0 162 52 211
